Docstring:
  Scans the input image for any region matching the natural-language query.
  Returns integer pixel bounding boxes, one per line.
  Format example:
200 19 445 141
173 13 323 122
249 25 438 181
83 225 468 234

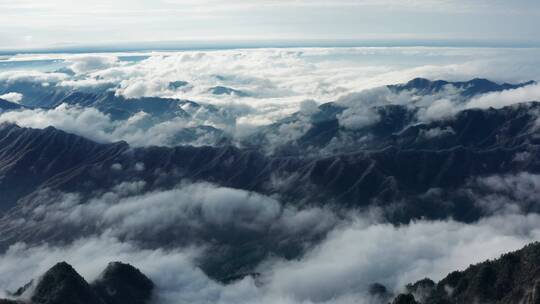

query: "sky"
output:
1 0 540 50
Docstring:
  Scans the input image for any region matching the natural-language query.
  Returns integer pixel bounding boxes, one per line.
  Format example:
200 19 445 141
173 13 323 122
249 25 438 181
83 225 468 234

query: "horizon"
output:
2 38 540 56
2 2 540 304
2 0 539 50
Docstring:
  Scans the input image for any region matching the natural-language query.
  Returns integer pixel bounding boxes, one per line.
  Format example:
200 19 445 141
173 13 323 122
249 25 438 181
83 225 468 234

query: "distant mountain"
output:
392 242 540 304
243 78 538 154
388 78 536 97
3 262 153 304
1 77 536 151
209 86 249 97
0 80 239 126
0 99 25 111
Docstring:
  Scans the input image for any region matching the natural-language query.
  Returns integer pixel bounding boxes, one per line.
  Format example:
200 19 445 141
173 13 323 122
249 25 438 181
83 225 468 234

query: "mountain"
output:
387 78 536 97
29 262 104 304
2 262 153 304
91 262 154 304
0 80 239 129
5 244 540 304
209 86 249 97
1 78 539 284
392 242 540 304
2 101 540 218
1 77 536 151
244 78 538 155
0 123 128 211
0 99 25 112
1 101 540 281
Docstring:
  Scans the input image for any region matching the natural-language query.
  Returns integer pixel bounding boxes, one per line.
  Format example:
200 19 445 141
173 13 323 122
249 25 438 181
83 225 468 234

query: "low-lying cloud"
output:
0 92 23 103
1 211 539 304
0 105 228 147
0 174 539 303
467 82 540 109
67 55 120 74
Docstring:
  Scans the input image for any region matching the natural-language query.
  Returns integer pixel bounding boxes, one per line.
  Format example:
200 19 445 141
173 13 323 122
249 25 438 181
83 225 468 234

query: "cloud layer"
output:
2 210 539 304
0 47 539 148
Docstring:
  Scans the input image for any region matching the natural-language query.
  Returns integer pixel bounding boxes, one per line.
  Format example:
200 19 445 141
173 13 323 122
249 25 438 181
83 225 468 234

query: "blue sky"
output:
0 0 539 49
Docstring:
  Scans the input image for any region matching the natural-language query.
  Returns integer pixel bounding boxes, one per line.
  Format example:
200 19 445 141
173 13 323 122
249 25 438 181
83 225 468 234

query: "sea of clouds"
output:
1 172 540 303
1 47 540 303
0 191 539 304
0 47 540 149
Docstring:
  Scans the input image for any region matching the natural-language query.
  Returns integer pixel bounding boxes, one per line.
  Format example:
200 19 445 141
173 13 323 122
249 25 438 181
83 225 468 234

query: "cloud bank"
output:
1 211 539 304
0 47 538 150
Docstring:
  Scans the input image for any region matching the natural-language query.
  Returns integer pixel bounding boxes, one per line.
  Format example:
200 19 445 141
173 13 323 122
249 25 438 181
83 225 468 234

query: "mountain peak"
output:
31 262 104 304
1 262 154 304
92 262 154 304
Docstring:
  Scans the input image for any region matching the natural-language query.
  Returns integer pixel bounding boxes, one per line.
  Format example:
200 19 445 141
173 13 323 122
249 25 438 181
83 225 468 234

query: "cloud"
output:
262 213 540 303
67 55 120 74
466 83 540 109
0 92 23 103
1 171 540 303
2 47 540 130
2 211 540 304
337 106 380 130
470 172 540 214
0 235 217 304
0 104 116 143
416 98 459 122
0 70 68 84
419 126 455 139
1 47 540 153
0 105 227 147
9 182 338 250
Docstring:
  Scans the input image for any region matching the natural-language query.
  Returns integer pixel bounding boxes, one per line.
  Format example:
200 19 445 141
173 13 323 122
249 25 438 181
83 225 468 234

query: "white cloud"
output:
0 105 225 147
471 173 540 214
416 98 459 122
0 92 23 103
337 106 380 130
263 213 540 302
1 47 539 151
0 104 115 143
2 211 540 304
67 55 120 74
0 70 68 84
419 126 455 139
466 83 540 109
15 182 338 245
1 170 540 303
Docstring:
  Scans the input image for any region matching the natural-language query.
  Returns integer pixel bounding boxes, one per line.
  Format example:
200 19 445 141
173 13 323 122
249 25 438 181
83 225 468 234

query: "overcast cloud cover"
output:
0 0 539 48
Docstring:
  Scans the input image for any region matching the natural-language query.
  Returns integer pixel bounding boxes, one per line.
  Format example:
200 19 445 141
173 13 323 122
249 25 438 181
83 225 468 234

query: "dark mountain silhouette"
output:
2 101 540 218
91 262 154 304
209 86 249 97
29 262 104 304
1 262 153 304
388 78 536 97
393 242 540 304
0 99 25 111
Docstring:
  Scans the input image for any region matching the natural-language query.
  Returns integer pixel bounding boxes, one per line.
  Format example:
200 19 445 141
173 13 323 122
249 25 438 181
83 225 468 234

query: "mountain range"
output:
0 77 539 303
